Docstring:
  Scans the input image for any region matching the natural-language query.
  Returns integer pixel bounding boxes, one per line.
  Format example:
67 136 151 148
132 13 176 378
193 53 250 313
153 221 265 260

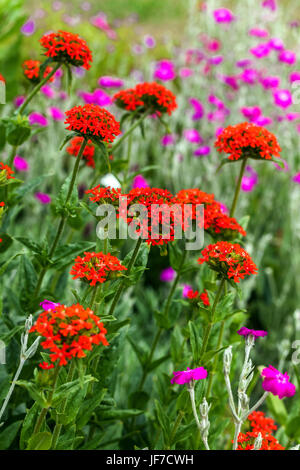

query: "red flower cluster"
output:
0 162 15 182
237 412 284 450
215 122 281 161
39 30 92 70
85 185 122 204
198 241 258 283
0 74 5 82
114 82 177 115
65 104 121 143
175 189 246 240
186 289 210 306
30 303 109 367
66 136 95 168
22 60 54 83
70 251 127 286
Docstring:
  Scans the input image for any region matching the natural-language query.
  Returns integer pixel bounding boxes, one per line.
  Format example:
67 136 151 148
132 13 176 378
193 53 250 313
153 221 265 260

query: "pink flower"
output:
208 55 223 66
35 192 51 204
254 115 272 126
161 134 176 146
14 96 25 108
189 98 205 120
21 19 35 36
261 365 296 399
238 327 267 339
14 155 29 171
269 37 284 51
132 174 149 189
183 129 203 144
98 76 124 88
273 89 293 109
208 95 225 110
289 71 300 83
236 59 252 68
179 68 194 78
278 50 296 65
41 85 55 98
241 106 261 121
160 267 176 282
292 172 300 184
220 75 239 90
213 8 235 24
154 60 176 81
48 107 64 121
40 299 60 310
182 284 192 298
29 112 48 126
193 146 211 157
240 68 259 85
250 43 271 58
219 202 229 214
249 28 269 38
260 76 280 89
171 367 208 385
262 0 277 11
144 35 156 48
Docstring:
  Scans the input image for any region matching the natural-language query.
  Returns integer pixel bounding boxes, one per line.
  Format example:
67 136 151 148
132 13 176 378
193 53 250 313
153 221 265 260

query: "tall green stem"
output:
33 362 60 435
229 157 247 218
19 63 61 115
33 138 87 300
110 112 148 154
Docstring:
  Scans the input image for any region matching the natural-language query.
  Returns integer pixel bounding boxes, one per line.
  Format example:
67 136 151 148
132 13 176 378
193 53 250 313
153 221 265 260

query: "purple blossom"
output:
154 60 176 81
213 8 235 24
250 43 271 59
161 134 176 146
269 37 284 51
236 59 252 68
208 94 225 110
220 75 239 90
93 89 112 106
14 96 25 108
273 89 293 109
144 35 156 48
48 107 64 121
182 284 192 298
239 68 259 85
278 50 296 65
160 267 176 282
98 76 124 88
260 76 280 89
171 367 207 385
249 28 269 38
292 172 300 184
132 174 149 189
254 115 272 126
262 0 277 10
238 327 267 339
35 192 51 204
183 129 203 144
14 155 29 172
29 112 48 126
40 299 60 310
208 55 223 66
290 71 300 83
179 68 193 78
189 98 205 120
193 146 211 157
261 365 296 399
21 19 35 36
41 85 55 98
241 106 262 122
219 202 229 214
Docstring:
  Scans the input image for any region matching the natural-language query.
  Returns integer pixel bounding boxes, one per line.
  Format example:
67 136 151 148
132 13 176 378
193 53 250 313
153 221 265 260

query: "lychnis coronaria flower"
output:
198 241 258 283
39 30 92 70
30 303 108 367
171 367 208 385
238 327 268 340
70 251 127 286
215 122 281 161
64 104 121 143
261 365 296 399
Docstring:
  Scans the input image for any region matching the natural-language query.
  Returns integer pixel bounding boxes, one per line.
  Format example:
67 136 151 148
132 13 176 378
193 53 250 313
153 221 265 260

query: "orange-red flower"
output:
198 241 258 283
85 185 122 204
70 251 127 286
186 289 210 306
64 104 121 143
39 30 92 70
31 303 108 367
22 59 54 83
0 74 5 82
66 136 95 168
237 411 284 450
215 122 281 161
0 162 14 182
113 89 144 112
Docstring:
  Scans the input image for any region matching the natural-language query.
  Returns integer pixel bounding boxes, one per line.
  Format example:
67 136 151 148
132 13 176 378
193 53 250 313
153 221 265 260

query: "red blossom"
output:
0 162 15 180
22 60 54 83
66 136 95 168
70 251 127 286
187 289 210 306
215 122 281 161
39 30 92 70
113 89 144 111
64 104 121 143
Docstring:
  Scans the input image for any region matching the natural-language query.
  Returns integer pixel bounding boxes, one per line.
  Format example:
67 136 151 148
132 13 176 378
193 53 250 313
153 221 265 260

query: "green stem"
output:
110 112 148 154
19 63 61 114
33 138 87 300
33 362 60 435
206 320 225 397
229 157 247 218
89 285 99 311
168 411 185 448
107 237 142 317
51 360 76 449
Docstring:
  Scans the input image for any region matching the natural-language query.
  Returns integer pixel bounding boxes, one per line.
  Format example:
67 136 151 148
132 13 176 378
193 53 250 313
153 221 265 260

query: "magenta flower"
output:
220 75 239 90
154 60 176 81
14 155 29 172
219 202 229 214
239 68 259 85
179 68 193 78
189 98 204 120
238 327 267 339
236 59 252 68
93 89 112 106
262 0 277 11
292 172 300 184
40 299 60 310
250 43 271 59
213 8 235 24
260 76 280 89
278 50 296 65
182 284 192 298
21 19 35 36
144 35 156 48
273 89 292 109
160 267 176 282
132 174 149 189
14 96 25 108
35 192 51 204
161 134 176 147
290 71 300 83
208 55 223 66
171 367 208 385
269 37 284 51
241 106 261 122
254 115 272 126
183 129 203 144
29 112 48 127
98 76 124 88
48 107 64 121
41 85 55 99
261 365 296 399
208 94 225 110
193 146 211 157
249 28 269 38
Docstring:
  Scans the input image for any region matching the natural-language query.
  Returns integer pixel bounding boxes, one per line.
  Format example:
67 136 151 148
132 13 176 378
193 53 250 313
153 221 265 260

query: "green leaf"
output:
27 432 52 450
6 115 31 146
0 122 6 150
52 241 96 270
286 416 300 439
147 354 169 372
15 237 44 255
127 335 148 366
201 347 227 365
52 376 95 409
0 233 13 253
16 381 47 408
266 393 288 426
154 399 170 442
20 403 40 450
188 321 202 362
0 420 22 449
100 409 143 420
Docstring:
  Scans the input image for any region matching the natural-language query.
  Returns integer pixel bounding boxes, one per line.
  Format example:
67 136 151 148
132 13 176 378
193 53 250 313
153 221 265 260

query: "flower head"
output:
66 136 95 168
70 251 127 286
238 327 268 339
40 299 60 310
22 59 54 83
213 8 235 23
30 303 108 367
160 266 176 282
39 30 92 70
170 366 207 385
113 88 144 112
215 122 281 161
198 241 258 283
0 162 15 183
261 365 296 399
64 104 121 143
